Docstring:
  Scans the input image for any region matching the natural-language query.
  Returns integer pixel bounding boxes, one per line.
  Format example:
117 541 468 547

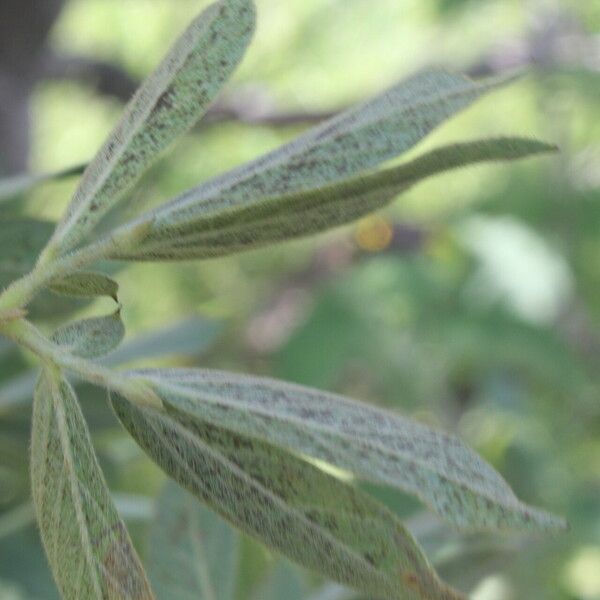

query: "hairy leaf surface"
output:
149 69 513 227
51 311 125 359
48 272 119 301
148 481 239 600
112 138 555 261
113 396 464 600
31 371 154 599
49 0 256 254
124 368 565 532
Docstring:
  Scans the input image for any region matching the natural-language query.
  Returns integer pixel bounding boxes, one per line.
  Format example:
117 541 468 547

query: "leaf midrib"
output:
155 75 496 221
153 378 512 505
50 377 104 600
58 5 219 244
141 408 395 595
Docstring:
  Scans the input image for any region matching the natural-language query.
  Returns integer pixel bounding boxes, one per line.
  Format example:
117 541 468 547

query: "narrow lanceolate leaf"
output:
49 0 256 255
123 368 566 533
112 396 464 600
31 371 154 600
51 310 125 359
48 271 119 302
146 69 515 227
0 163 85 204
148 481 239 600
112 138 556 261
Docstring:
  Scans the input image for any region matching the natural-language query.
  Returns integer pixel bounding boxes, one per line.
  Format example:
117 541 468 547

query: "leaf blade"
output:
48 272 119 302
124 367 566 533
51 310 125 359
113 137 556 261
49 0 256 254
150 69 514 226
31 370 154 599
112 396 464 600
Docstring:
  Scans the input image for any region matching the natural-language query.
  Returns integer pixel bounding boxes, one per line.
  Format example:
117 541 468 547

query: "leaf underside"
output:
31 371 154 600
112 137 556 261
152 69 513 225
51 0 256 254
123 368 566 533
113 395 464 600
51 311 125 359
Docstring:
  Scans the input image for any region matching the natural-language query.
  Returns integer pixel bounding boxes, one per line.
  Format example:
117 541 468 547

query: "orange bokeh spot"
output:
355 216 393 252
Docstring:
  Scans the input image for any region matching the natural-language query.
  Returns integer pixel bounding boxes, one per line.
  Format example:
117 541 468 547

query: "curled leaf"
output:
113 395 464 600
51 310 125 359
49 271 119 302
31 370 154 599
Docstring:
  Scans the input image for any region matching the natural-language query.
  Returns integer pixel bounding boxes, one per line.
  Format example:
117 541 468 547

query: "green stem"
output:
0 239 111 317
0 319 162 409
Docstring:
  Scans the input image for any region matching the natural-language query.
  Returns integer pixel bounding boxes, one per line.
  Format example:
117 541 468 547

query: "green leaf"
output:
0 218 54 287
123 368 566 533
0 164 85 204
49 0 255 255
0 317 221 413
112 137 556 260
112 396 464 600
51 310 125 359
31 370 154 599
48 272 119 302
145 69 514 227
148 481 240 600
257 561 309 600
103 317 221 366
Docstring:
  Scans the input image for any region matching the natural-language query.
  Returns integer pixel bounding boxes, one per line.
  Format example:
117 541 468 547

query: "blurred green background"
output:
0 0 599 598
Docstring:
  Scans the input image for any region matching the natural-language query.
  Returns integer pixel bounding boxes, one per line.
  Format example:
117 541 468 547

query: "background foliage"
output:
0 0 598 599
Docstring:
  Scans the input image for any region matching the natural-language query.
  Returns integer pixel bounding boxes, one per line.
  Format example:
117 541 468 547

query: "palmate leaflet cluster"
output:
0 1 564 599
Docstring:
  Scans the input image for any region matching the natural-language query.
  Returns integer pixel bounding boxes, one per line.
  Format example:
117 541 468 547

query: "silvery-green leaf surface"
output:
123 368 565 533
148 481 239 600
149 69 514 227
112 137 555 261
31 371 154 599
48 272 119 301
49 0 256 254
51 311 125 359
113 395 464 600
